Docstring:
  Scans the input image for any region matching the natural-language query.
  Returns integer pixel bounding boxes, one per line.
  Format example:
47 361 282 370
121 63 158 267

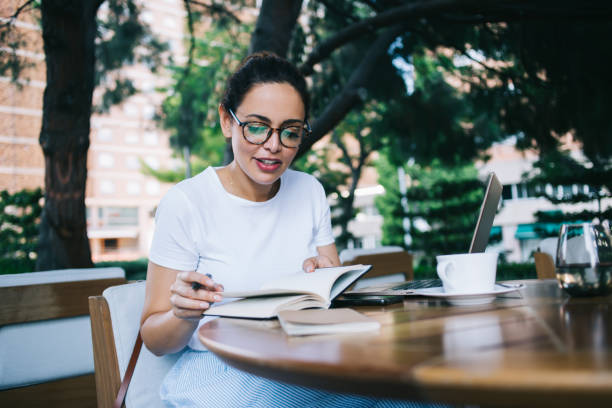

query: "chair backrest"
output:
534 251 556 279
342 249 414 289
339 246 404 264
0 267 126 406
89 281 181 408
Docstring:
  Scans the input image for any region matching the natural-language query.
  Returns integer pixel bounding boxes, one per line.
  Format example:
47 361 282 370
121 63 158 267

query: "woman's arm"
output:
140 261 223 356
302 243 341 272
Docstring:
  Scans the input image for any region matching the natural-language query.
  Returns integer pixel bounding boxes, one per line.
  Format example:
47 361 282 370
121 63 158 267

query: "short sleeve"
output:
148 187 200 271
312 180 335 248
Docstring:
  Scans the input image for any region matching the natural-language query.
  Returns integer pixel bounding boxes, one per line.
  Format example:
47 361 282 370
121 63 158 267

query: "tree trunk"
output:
36 0 101 270
248 0 303 56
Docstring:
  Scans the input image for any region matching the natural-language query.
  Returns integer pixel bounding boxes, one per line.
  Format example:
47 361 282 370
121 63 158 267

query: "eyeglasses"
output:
228 109 310 149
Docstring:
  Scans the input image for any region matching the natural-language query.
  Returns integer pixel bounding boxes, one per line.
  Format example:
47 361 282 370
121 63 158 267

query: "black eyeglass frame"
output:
228 108 311 149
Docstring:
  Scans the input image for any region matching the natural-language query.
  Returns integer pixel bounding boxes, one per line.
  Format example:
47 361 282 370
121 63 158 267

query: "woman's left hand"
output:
302 254 335 273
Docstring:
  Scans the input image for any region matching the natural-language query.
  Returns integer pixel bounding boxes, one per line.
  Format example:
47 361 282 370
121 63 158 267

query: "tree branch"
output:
355 130 369 166
177 0 196 90
332 131 355 173
186 0 242 23
317 0 359 24
0 0 36 29
297 25 405 158
299 0 612 75
249 0 302 56
299 0 461 75
358 0 383 13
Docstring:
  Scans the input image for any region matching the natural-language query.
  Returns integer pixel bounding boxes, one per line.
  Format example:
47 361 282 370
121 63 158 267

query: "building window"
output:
140 81 154 93
502 185 512 200
146 180 161 195
144 156 159 170
517 183 529 199
502 183 542 201
141 11 154 23
126 182 141 195
103 238 118 250
163 17 177 28
100 207 139 226
143 105 155 120
98 152 115 168
123 103 139 117
143 131 158 145
126 155 140 169
98 128 113 142
100 180 115 194
125 133 139 144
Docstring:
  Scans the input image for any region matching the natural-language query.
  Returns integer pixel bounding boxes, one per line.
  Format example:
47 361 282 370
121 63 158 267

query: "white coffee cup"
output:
436 252 499 294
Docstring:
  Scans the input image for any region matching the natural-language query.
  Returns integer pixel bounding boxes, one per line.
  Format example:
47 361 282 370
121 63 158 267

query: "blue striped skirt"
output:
160 350 452 408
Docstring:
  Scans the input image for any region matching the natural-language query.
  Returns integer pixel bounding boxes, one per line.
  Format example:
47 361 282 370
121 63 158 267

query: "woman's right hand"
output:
169 271 224 320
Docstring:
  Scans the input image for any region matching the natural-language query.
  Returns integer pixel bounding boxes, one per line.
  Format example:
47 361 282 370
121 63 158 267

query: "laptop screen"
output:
468 173 502 253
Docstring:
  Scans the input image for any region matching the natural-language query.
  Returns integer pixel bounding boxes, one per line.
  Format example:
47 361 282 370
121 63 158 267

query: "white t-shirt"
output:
149 166 334 350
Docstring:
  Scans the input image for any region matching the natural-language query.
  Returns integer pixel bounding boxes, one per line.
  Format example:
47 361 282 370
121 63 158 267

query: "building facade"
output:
0 0 186 262
346 139 610 263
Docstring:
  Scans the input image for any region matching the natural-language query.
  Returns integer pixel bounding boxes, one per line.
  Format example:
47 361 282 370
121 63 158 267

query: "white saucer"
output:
412 284 524 306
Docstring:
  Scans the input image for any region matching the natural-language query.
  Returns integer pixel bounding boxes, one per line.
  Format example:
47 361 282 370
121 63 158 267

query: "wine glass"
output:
555 223 612 296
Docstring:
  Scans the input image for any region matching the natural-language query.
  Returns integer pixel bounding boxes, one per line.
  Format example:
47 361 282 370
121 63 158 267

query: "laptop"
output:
333 172 503 306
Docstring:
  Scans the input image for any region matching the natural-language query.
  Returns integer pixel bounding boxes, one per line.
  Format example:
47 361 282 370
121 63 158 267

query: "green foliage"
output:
155 19 251 179
374 152 407 248
0 188 43 273
294 102 389 250
381 52 501 166
525 150 612 231
299 1 408 120
293 141 351 244
1 1 167 110
141 157 208 184
95 0 169 112
0 1 39 83
376 155 487 266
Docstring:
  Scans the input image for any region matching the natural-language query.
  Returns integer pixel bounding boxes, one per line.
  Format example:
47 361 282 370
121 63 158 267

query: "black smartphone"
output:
331 294 404 307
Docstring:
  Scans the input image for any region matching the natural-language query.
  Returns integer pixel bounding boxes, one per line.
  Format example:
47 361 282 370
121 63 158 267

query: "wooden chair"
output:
342 250 414 288
0 268 126 408
534 251 556 279
89 281 181 408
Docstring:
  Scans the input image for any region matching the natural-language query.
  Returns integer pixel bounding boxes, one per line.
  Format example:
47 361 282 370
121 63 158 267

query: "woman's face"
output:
221 82 305 189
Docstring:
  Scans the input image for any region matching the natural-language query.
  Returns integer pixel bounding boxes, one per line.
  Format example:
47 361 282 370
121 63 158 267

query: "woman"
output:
141 52 445 408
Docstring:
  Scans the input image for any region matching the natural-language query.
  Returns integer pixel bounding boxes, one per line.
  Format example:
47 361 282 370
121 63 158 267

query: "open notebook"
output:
203 265 371 319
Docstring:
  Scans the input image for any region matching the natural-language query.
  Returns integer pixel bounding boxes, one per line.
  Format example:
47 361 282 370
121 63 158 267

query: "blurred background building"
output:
2 0 607 265
0 0 183 262
345 138 610 263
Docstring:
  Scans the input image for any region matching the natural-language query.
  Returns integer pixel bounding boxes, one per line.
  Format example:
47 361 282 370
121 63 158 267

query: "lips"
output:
254 157 282 171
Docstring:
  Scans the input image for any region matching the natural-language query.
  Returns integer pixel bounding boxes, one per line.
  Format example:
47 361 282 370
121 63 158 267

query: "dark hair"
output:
221 52 310 119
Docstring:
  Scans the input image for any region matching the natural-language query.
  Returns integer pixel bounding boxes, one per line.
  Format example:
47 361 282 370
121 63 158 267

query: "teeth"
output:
260 159 278 165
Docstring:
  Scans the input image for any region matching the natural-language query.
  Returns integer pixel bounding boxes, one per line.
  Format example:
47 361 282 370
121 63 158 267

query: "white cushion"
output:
0 316 94 390
0 267 125 287
0 267 126 390
104 282 181 408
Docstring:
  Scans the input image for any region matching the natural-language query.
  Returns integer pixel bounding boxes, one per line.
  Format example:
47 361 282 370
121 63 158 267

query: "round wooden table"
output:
199 280 612 407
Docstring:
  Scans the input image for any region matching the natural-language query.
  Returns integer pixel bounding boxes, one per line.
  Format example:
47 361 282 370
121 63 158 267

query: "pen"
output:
192 273 212 291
